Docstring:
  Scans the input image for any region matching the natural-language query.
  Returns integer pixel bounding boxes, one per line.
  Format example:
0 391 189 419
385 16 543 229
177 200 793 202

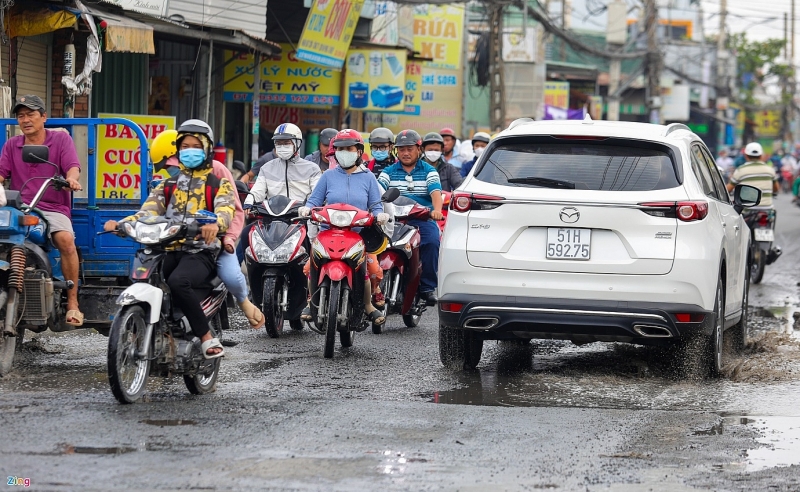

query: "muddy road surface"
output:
3 197 800 491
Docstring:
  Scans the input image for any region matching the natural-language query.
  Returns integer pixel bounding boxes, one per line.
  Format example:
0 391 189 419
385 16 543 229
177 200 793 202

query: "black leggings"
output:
163 250 215 338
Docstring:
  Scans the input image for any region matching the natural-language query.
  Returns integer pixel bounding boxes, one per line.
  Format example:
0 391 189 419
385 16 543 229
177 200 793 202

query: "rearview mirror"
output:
381 187 401 203
232 160 247 174
733 184 762 214
22 145 49 164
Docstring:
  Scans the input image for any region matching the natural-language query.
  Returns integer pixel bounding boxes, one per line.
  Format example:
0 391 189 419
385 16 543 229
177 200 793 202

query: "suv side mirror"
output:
733 184 762 214
22 145 49 163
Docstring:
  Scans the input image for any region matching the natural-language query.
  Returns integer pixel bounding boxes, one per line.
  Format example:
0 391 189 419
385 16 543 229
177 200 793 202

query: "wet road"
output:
3 197 800 491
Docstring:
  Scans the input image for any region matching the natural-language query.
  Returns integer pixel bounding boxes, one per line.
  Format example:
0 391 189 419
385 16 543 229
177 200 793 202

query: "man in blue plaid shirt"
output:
377 129 444 306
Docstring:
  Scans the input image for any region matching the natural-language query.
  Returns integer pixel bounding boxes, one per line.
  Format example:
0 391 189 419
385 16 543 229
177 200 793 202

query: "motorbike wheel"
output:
289 319 304 331
107 305 151 404
184 314 222 395
372 275 390 334
323 282 340 359
262 276 284 338
402 296 421 328
750 248 766 284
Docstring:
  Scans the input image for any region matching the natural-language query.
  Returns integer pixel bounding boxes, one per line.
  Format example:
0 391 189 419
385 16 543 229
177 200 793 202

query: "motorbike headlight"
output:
251 230 302 264
122 222 135 238
343 240 364 262
135 223 166 244
393 205 414 217
160 224 183 241
0 210 11 227
311 237 330 260
329 210 356 228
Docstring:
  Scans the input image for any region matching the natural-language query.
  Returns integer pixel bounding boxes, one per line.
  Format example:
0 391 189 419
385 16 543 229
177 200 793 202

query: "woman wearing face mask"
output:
459 132 491 178
297 129 390 326
421 132 463 192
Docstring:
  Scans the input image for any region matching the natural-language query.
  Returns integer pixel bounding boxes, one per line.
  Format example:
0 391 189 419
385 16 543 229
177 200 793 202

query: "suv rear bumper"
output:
438 294 712 344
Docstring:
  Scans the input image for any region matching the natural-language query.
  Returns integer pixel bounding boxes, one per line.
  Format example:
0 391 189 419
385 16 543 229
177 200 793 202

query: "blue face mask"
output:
373 150 390 161
166 166 181 177
179 149 206 169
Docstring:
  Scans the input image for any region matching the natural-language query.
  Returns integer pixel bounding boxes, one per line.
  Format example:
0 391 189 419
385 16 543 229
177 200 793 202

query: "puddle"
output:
692 421 724 435
140 419 197 426
63 445 137 455
717 414 800 472
377 450 429 475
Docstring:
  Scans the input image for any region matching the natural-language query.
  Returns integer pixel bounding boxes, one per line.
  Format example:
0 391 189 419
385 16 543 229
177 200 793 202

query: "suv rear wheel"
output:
439 326 483 370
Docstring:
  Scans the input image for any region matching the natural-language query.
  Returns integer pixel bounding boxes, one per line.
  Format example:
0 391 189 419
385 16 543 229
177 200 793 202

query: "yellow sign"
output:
413 5 464 70
754 110 781 138
345 49 406 112
223 47 341 107
544 82 569 109
97 114 175 200
297 0 365 69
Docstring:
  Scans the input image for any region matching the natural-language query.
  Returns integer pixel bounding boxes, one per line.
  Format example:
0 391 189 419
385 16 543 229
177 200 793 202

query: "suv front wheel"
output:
439 325 483 370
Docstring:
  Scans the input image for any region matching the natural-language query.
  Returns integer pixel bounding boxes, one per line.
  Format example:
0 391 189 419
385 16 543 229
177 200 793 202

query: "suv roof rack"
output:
508 117 535 130
663 123 691 137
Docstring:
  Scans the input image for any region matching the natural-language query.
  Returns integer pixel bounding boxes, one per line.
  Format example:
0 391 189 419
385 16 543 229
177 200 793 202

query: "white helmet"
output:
744 142 763 158
273 122 303 154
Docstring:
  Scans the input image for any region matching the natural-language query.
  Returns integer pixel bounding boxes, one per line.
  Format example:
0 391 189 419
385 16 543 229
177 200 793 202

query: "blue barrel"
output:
370 85 404 109
349 82 369 109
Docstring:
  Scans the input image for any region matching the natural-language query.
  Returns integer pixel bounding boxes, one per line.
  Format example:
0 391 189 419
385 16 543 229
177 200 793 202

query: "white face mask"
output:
335 150 359 169
275 144 295 160
473 146 485 157
424 150 442 162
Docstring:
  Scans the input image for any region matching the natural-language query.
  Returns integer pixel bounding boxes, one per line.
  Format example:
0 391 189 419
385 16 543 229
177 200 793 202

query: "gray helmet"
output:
369 127 395 145
177 118 214 143
471 132 491 144
395 129 422 147
319 128 338 146
422 132 444 147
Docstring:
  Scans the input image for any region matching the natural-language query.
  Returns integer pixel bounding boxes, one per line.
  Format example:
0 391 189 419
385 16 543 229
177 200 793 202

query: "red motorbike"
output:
437 190 451 236
307 189 399 358
372 195 427 334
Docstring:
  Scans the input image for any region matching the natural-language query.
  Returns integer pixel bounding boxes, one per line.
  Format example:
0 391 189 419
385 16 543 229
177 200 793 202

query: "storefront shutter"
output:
15 37 48 105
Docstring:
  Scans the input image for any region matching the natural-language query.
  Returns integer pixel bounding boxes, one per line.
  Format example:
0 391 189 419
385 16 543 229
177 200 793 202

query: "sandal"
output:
367 310 385 325
372 292 386 308
301 305 313 322
201 337 225 359
65 309 84 327
239 299 264 329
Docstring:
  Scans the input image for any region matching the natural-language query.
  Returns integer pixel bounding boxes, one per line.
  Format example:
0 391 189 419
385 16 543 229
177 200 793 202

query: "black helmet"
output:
360 224 389 255
369 127 394 145
395 129 422 148
422 132 444 147
319 128 338 146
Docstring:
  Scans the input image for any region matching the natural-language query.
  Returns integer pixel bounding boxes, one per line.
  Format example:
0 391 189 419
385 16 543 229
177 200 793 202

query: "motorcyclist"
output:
149 122 265 330
305 128 339 173
439 127 463 168
104 121 236 359
727 142 778 206
298 129 389 324
366 127 397 176
377 130 443 306
459 132 491 178
421 132 463 192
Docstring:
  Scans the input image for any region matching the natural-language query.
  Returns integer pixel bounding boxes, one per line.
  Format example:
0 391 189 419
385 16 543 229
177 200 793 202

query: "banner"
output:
502 27 537 63
345 49 406 112
97 114 175 200
544 105 585 120
754 110 781 138
544 82 569 109
296 0 364 69
223 47 341 107
413 5 464 70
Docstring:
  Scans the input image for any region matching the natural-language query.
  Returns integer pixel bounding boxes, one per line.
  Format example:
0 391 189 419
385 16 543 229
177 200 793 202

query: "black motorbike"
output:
104 216 229 404
743 208 781 284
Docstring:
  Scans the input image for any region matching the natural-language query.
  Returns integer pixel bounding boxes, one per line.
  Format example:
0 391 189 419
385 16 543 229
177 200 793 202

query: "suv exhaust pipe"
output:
463 317 499 330
633 325 673 338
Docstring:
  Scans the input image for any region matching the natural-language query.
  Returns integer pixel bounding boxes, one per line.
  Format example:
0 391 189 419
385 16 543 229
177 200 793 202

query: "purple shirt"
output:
0 130 81 218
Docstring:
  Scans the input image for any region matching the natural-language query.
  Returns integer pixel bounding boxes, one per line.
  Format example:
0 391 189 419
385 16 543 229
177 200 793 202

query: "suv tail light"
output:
451 192 505 213
674 313 705 323
639 201 709 222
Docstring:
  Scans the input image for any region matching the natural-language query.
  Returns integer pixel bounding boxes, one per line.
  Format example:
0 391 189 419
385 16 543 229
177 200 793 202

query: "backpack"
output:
162 173 221 213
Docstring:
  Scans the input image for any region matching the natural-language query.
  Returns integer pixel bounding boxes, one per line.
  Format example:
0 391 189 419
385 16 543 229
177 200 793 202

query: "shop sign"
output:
754 110 781 138
544 81 569 109
345 49 406 112
223 47 341 107
97 113 174 200
413 5 464 70
260 107 336 130
296 0 365 69
502 27 537 63
371 1 399 46
100 0 169 16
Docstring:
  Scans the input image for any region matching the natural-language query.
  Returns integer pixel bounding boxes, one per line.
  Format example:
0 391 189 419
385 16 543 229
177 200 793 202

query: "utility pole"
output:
644 0 661 124
783 12 790 143
251 52 261 167
560 0 566 61
716 0 727 151
791 0 796 143
488 4 506 132
606 0 627 121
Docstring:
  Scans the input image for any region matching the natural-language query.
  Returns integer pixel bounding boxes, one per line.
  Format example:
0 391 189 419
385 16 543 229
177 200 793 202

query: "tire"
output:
107 305 151 404
372 274 390 334
262 276 284 338
463 331 484 370
289 319 304 331
323 282 340 359
402 311 421 328
692 277 725 379
184 314 222 395
750 248 766 284
340 286 356 348
439 325 465 368
731 267 750 353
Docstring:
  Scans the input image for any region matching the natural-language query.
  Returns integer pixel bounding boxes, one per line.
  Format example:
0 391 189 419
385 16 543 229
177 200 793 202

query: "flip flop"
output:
301 305 313 321
372 292 386 308
240 299 265 329
201 337 225 359
367 310 385 325
65 309 84 327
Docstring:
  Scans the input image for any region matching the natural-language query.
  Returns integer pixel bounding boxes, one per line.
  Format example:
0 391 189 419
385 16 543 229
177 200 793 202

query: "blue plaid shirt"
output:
377 160 442 208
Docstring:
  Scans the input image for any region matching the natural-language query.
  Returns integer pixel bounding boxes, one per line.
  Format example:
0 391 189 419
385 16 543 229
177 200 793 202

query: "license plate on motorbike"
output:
546 228 591 260
754 228 774 242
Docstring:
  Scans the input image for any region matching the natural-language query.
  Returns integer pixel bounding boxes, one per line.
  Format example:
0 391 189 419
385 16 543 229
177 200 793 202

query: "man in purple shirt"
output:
0 95 84 326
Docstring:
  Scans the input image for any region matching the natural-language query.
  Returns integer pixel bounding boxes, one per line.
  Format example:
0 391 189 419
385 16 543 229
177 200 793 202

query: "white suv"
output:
437 119 762 375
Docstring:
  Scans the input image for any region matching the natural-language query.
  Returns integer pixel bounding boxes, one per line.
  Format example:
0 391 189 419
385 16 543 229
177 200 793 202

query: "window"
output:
700 146 730 203
690 145 719 200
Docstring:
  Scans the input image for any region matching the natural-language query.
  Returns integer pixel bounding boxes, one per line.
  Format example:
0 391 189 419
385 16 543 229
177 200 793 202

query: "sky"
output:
701 0 797 57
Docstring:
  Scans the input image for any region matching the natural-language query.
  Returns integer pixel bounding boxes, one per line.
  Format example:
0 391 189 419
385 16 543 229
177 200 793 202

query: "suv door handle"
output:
721 222 726 228
734 225 740 233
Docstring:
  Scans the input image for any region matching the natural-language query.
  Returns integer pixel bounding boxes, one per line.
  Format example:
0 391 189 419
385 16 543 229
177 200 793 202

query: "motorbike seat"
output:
210 277 224 289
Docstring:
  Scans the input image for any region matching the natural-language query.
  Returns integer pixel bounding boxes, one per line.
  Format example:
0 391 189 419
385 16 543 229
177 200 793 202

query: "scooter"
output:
743 208 781 284
104 214 229 404
372 195 427 334
306 188 399 358
0 145 77 376
244 195 308 337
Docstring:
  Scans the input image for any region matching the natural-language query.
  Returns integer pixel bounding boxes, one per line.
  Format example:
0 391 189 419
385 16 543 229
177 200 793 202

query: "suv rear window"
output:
475 140 680 191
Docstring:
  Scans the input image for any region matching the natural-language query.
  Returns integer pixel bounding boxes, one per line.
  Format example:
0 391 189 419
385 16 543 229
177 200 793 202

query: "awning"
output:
7 5 77 38
80 5 155 54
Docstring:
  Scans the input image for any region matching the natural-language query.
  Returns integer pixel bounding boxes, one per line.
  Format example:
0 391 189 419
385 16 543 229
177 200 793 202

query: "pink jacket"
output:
165 157 244 246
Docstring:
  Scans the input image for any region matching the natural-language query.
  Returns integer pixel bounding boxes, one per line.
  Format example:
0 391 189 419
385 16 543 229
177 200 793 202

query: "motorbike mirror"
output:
733 184 762 214
381 187 401 203
235 180 250 195
22 145 49 164
232 160 248 174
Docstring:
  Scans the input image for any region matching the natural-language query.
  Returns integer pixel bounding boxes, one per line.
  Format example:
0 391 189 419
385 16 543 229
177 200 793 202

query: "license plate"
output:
754 228 774 242
547 228 591 260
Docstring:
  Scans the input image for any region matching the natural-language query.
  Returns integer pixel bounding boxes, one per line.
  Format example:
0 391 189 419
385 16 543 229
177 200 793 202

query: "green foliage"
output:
729 33 792 104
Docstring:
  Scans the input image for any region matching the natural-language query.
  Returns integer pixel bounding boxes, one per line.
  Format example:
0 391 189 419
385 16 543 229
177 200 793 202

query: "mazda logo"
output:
559 207 580 223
